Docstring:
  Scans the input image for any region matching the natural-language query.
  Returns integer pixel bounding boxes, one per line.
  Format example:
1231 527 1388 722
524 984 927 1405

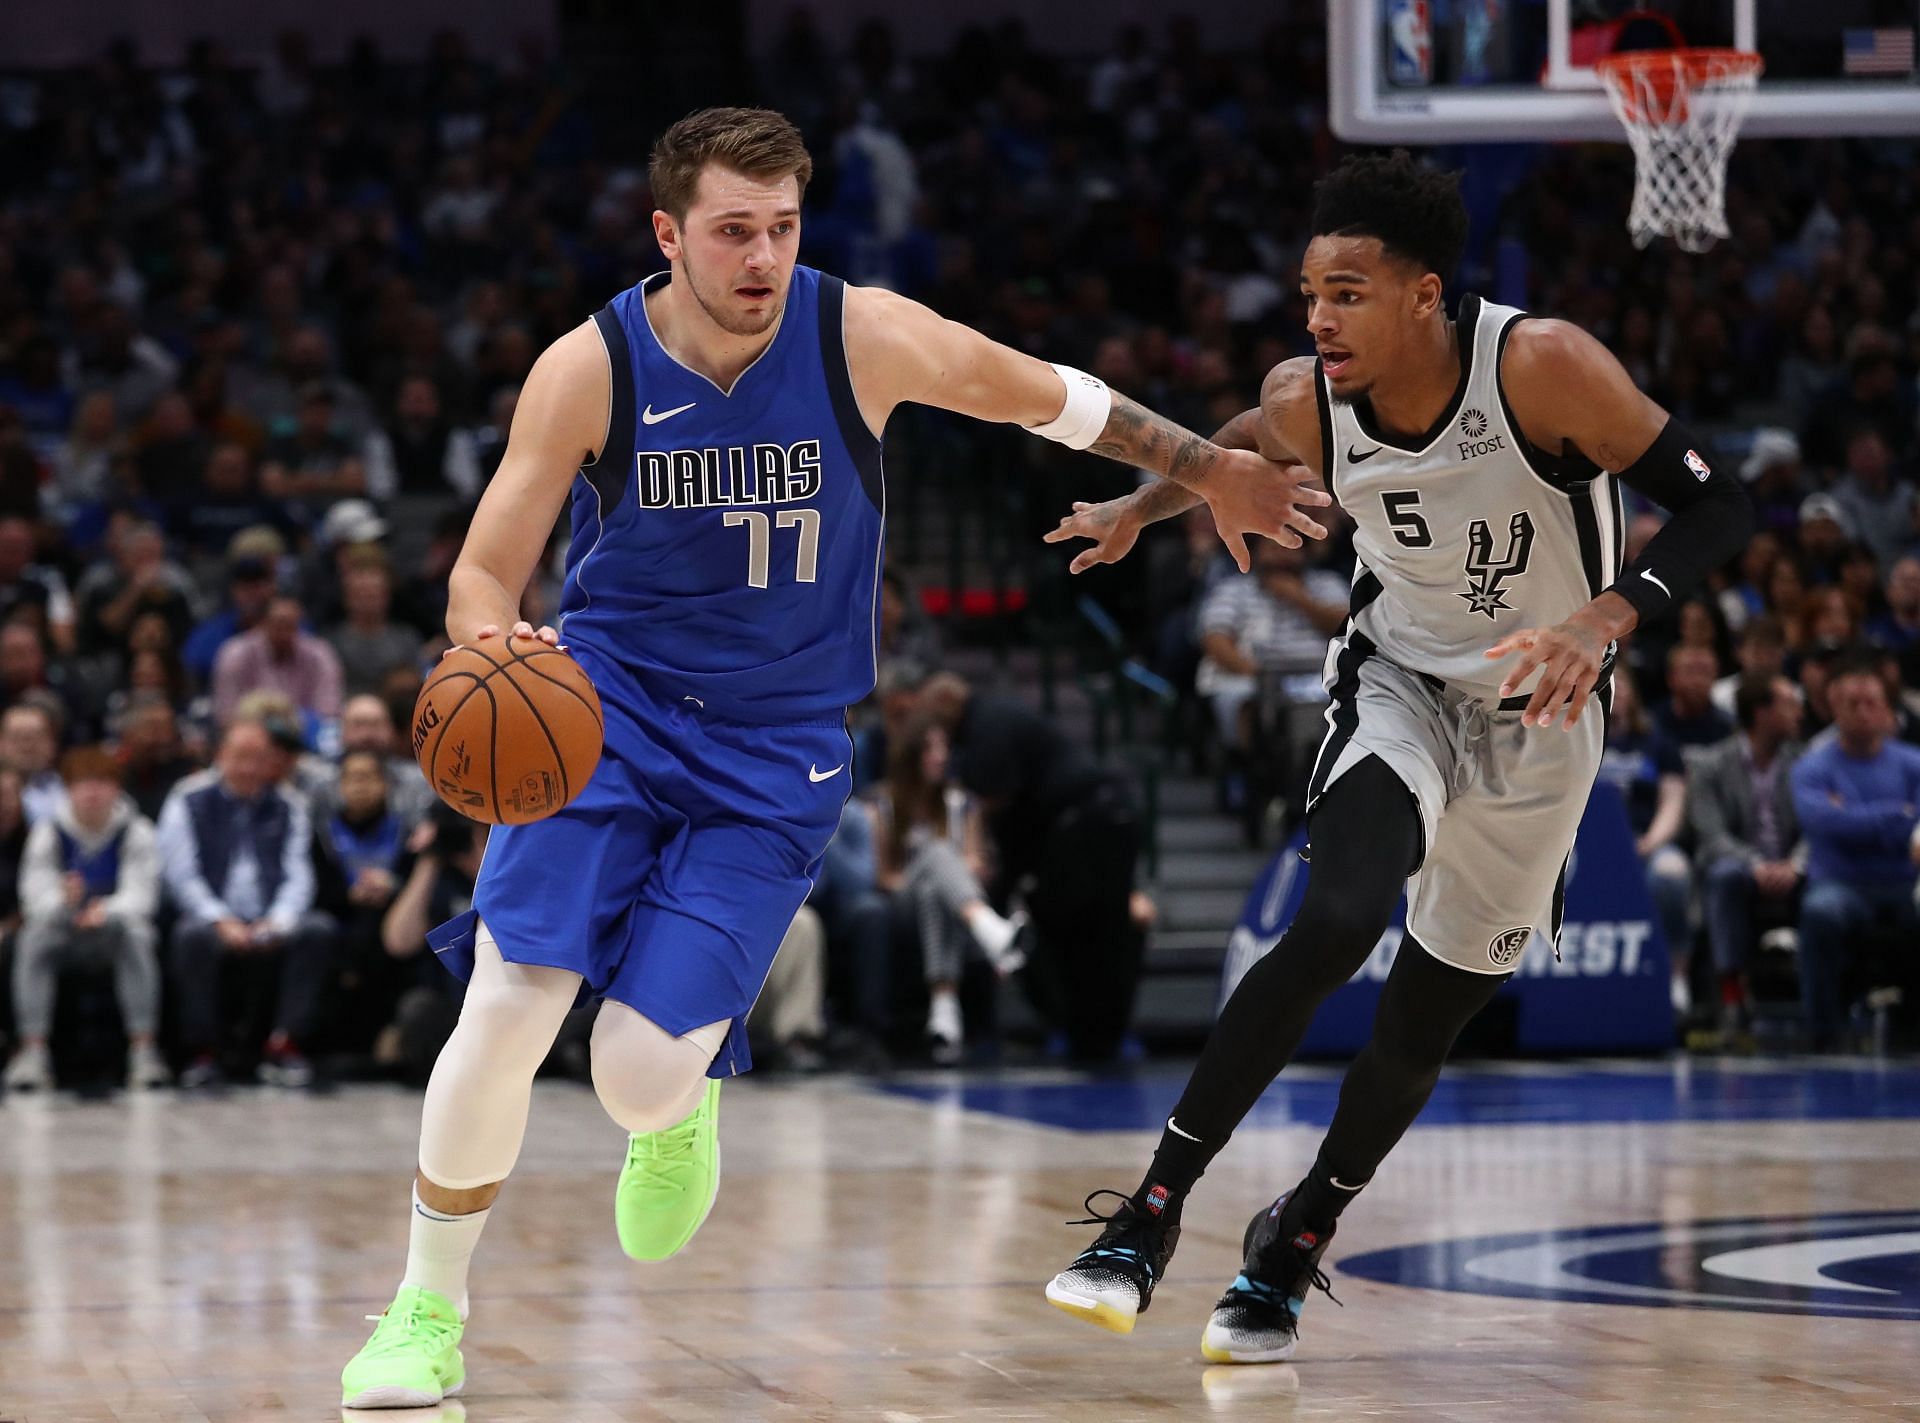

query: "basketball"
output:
412 635 604 825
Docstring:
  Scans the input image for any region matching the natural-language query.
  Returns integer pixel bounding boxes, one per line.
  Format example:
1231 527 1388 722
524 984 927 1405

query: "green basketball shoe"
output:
616 1077 721 1261
340 1285 465 1409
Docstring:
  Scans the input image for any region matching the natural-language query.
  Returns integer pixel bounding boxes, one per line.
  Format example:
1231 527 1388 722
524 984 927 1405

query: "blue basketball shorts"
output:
426 658 852 1077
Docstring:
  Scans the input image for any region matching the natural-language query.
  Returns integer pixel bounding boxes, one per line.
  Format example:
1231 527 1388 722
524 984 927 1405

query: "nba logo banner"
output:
1221 780 1673 1053
1388 0 1433 86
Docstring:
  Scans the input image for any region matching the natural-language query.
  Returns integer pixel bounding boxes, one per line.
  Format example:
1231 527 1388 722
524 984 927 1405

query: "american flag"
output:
1842 28 1915 76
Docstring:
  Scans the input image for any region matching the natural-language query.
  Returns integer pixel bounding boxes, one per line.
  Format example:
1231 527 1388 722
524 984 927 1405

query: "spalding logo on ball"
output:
413 635 604 825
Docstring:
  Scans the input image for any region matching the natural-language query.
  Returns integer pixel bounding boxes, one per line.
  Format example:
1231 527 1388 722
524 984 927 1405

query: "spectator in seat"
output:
1718 528 1782 634
317 694 434 827
0 761 24 1044
1868 555 1920 659
3 748 164 1092
0 516 77 654
325 550 424 698
1764 553 1811 652
871 712 1026 1065
183 533 285 683
116 693 198 821
746 904 831 1074
378 804 486 1080
49 389 122 518
314 748 408 1057
2 701 66 825
1654 644 1733 752
1796 495 1854 588
807 796 893 1065
1737 433 1807 543
922 672 1144 1063
175 441 284 567
0 620 85 730
1691 673 1806 1039
1194 539 1346 755
158 718 335 1087
1597 667 1696 1018
364 373 481 502
258 381 367 520
1790 658 1920 1050
1805 587 1862 654
211 593 344 728
73 519 196 656
1712 615 1787 721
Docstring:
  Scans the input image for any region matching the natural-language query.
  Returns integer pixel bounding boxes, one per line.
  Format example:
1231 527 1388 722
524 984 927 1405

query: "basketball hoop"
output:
1597 48 1763 253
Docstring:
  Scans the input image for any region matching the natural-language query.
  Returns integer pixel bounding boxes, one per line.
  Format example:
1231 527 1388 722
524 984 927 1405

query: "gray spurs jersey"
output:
1317 294 1624 703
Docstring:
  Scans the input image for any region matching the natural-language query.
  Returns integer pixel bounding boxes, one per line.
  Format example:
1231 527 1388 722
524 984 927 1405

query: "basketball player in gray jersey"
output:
1043 152 1753 1362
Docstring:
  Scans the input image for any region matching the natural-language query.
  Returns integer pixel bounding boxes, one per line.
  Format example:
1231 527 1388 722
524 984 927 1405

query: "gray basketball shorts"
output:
1304 640 1605 975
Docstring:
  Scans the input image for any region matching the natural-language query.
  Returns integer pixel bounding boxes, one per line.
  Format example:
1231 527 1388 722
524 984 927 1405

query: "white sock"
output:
402 1185 490 1318
964 906 1027 972
927 986 962 1043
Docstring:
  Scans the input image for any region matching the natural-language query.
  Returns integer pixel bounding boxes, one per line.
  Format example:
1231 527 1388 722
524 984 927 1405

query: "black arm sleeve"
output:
1604 418 1755 625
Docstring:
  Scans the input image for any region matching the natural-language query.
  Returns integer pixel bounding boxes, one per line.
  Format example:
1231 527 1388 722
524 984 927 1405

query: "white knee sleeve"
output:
417 920 582 1189
590 1000 727 1134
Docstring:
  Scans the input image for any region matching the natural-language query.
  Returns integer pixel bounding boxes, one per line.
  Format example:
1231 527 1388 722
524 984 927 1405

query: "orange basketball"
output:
411 635 604 825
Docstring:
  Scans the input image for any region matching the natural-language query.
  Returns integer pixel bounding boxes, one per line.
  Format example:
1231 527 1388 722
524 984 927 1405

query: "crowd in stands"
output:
0 9 1915 1090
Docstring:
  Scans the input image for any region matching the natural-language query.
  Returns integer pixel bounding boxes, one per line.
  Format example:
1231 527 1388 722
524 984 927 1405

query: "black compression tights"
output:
1145 755 1509 1212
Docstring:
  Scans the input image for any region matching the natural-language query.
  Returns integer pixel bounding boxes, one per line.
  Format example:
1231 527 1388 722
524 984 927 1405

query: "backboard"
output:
1330 0 1920 142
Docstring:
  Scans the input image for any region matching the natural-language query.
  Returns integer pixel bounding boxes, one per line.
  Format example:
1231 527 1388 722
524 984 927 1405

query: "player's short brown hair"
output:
649 107 812 222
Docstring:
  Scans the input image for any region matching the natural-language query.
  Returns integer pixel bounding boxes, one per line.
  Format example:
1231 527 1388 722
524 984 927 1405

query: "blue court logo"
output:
1338 1212 1920 1319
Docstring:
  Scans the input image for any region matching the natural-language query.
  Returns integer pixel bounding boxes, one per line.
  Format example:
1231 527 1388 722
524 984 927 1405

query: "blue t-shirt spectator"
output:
1791 732 1920 886
1598 727 1684 838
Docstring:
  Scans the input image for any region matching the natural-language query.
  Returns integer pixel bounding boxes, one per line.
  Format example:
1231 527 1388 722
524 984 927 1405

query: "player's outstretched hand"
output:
1486 610 1612 729
1201 449 1331 572
1044 498 1143 575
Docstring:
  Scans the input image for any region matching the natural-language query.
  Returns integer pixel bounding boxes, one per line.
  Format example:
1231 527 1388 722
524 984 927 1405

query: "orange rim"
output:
1597 48 1762 121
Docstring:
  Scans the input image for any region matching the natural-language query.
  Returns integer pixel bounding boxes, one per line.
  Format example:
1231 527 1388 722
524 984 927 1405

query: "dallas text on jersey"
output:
633 439 823 510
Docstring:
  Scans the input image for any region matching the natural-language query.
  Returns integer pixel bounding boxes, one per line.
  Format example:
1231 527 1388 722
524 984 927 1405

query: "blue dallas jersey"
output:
556 265 885 722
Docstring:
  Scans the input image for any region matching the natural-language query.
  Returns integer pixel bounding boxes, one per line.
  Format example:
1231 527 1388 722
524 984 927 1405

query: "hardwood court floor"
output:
3 1059 1919 1422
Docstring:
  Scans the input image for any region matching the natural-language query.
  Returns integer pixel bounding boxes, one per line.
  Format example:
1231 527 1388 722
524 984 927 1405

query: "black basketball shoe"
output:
1044 1187 1181 1335
1200 1189 1341 1363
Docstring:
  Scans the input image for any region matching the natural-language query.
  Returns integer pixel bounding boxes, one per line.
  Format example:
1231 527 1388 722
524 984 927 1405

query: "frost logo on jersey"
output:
1457 406 1507 460
1458 511 1535 619
1488 926 1531 966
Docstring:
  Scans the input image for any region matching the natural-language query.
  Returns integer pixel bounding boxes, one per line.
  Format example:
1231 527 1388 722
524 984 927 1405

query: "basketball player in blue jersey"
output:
341 107 1330 1408
1042 152 1754 1363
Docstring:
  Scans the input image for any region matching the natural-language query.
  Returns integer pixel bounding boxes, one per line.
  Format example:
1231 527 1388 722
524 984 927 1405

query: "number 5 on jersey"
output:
1382 490 1432 548
724 508 821 589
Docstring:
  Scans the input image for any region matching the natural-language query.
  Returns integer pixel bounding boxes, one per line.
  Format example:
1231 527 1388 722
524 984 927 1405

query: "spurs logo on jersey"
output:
1318 294 1624 700
1459 511 1535 619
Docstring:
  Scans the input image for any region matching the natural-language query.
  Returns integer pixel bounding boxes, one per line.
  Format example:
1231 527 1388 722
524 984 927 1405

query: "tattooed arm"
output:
844 285 1330 570
1046 361 1328 573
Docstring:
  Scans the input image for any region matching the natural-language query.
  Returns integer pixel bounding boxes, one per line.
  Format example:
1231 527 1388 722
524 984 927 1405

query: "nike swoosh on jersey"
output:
1640 569 1672 597
809 763 845 782
642 401 697 425
1165 1116 1202 1142
1347 445 1381 462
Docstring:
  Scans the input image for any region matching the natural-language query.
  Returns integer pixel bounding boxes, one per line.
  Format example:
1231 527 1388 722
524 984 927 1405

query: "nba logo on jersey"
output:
1684 449 1712 482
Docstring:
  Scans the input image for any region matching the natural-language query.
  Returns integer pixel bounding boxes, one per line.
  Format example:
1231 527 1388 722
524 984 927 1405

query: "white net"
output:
1598 50 1763 254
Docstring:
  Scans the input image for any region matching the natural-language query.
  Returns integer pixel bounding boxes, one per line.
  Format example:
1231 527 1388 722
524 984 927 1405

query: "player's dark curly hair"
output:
1311 150 1468 281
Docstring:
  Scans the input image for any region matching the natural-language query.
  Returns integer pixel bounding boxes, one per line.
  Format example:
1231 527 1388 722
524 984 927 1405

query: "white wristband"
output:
1029 363 1111 450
